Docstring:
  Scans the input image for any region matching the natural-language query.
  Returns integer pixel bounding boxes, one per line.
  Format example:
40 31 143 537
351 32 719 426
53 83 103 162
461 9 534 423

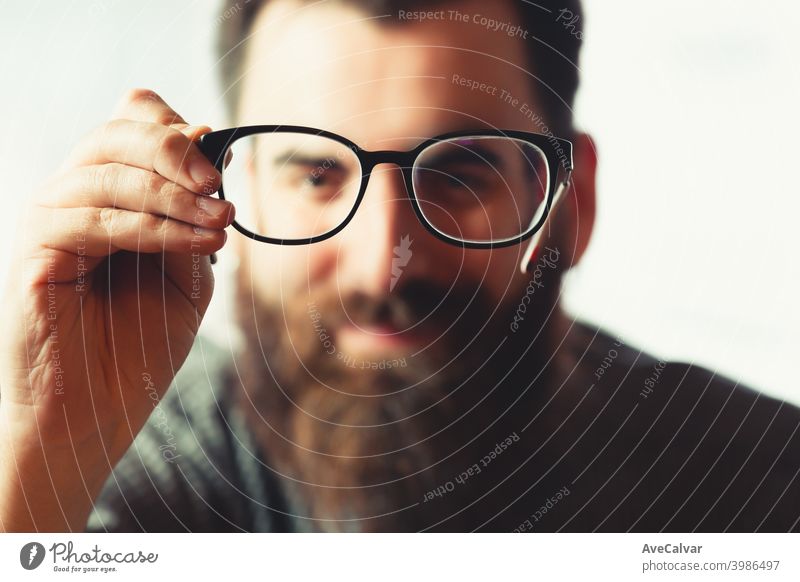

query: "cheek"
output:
461 247 525 304
244 241 339 300
243 234 524 305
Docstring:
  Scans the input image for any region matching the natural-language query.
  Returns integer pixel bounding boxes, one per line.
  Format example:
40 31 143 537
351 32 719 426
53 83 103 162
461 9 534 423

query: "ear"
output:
555 132 597 268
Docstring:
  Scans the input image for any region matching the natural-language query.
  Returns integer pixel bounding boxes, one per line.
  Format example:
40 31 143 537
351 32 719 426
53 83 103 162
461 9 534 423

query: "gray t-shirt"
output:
86 322 800 532
86 335 293 532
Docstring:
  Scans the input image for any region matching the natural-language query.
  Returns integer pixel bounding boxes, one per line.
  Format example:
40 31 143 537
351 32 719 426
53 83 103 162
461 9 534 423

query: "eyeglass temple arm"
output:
519 172 572 274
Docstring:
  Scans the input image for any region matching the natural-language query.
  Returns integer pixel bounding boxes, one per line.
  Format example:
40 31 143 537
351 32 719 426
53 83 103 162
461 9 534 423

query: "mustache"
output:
317 277 494 334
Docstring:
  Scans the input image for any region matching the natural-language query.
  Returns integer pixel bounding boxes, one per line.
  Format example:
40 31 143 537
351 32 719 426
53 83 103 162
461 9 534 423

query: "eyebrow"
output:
422 145 503 169
272 152 342 169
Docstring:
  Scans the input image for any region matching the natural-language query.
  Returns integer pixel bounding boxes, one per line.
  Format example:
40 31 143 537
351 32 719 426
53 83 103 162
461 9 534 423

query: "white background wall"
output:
0 0 797 405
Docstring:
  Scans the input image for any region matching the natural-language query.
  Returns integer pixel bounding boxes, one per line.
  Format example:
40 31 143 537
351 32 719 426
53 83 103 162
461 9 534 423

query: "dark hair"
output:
216 0 583 136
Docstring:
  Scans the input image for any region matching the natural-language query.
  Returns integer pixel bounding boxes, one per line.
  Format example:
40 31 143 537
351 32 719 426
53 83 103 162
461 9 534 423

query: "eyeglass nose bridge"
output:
357 149 420 203
356 150 418 206
353 148 439 243
360 149 417 171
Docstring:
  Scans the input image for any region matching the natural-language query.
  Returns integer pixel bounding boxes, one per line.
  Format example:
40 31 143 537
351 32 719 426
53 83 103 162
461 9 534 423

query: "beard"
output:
231 248 567 531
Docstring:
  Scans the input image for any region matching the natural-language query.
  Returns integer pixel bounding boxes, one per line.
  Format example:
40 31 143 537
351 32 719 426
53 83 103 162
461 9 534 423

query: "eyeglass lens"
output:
221 132 550 243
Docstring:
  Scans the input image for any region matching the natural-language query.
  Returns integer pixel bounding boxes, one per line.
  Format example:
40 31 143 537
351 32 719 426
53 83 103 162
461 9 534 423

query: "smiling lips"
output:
337 320 437 355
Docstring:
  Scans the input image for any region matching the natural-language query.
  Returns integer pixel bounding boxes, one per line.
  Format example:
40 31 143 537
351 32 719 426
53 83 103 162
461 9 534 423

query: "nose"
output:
340 163 428 296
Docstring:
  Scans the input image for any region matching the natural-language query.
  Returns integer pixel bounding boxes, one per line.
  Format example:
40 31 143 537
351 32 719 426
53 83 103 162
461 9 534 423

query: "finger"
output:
180 124 214 143
178 125 230 167
37 164 235 230
64 120 221 194
27 206 226 264
177 125 232 169
110 89 220 175
112 88 214 147
161 250 215 309
112 88 189 128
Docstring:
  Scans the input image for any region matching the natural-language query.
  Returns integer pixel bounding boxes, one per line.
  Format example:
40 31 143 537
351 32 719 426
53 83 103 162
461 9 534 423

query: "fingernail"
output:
189 157 220 191
196 196 234 221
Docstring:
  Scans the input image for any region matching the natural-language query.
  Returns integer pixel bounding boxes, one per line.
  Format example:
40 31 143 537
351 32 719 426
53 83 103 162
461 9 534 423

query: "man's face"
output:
236 0 548 364
229 0 584 529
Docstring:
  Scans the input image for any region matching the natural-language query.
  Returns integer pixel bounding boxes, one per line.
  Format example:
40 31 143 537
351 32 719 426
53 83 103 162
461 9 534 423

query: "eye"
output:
302 172 326 187
299 167 344 188
438 166 490 192
292 165 351 202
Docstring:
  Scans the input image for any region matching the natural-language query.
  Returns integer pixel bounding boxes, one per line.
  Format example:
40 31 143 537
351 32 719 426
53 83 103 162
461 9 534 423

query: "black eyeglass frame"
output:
198 125 573 250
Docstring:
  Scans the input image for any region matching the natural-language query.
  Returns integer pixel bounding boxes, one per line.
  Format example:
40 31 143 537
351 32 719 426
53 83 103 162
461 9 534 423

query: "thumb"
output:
160 249 217 315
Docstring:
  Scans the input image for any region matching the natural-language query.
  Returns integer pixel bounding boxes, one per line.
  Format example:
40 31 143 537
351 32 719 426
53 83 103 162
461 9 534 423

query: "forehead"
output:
238 0 540 150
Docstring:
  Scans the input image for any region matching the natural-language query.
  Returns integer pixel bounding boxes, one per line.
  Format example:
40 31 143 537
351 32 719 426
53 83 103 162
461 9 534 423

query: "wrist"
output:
0 412 114 532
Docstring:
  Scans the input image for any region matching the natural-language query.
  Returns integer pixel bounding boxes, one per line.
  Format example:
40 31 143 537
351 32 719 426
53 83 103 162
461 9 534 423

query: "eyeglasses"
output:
199 126 573 272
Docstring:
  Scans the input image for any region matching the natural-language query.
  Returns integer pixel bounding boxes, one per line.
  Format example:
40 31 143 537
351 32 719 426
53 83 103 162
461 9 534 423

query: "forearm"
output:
0 413 113 532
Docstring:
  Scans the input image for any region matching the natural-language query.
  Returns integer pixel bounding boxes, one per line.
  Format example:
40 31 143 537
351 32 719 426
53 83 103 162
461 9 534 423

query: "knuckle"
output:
157 179 180 207
126 88 161 105
122 88 184 126
156 112 185 127
144 170 165 199
104 118 127 132
155 178 183 213
97 206 117 234
158 129 189 160
70 121 119 163
91 164 114 202
141 212 167 234
91 119 127 146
